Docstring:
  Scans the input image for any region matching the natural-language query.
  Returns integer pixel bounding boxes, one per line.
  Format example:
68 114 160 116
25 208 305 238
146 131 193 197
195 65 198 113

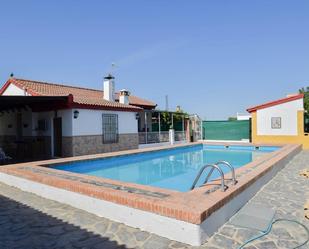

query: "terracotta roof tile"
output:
5 78 157 111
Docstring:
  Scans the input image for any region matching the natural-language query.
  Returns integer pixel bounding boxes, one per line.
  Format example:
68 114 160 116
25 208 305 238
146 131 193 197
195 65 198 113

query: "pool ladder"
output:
190 161 237 191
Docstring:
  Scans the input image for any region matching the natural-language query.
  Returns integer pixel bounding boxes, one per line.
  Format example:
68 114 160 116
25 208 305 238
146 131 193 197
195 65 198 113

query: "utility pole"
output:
165 95 169 111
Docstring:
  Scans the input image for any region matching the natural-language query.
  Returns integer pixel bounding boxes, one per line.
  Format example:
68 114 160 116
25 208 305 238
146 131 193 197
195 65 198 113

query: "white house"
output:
0 75 156 160
247 93 309 149
236 113 251 121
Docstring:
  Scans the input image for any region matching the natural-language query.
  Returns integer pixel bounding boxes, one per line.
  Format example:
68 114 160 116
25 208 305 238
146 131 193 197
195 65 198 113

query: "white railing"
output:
139 131 186 144
175 131 186 141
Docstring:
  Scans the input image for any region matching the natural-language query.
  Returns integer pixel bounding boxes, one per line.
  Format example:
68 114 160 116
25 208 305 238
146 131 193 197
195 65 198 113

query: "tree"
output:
228 117 237 121
299 87 309 112
173 109 189 131
160 109 189 131
160 111 172 130
299 87 309 132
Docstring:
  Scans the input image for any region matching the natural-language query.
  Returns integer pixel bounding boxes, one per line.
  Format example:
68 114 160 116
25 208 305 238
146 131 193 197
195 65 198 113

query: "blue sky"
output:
0 1 308 120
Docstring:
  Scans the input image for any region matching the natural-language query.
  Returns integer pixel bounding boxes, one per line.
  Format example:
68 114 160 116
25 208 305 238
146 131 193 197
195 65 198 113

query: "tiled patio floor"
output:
0 151 308 249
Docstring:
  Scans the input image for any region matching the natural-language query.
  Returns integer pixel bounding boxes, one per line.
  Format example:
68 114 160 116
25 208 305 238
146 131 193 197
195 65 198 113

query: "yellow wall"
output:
251 111 309 149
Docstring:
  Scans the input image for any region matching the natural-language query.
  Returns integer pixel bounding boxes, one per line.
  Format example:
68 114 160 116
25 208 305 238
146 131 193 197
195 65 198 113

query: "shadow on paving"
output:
0 194 128 249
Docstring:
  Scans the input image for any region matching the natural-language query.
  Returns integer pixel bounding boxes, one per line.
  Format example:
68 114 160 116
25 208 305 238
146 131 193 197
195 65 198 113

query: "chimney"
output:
119 89 130 105
103 74 115 101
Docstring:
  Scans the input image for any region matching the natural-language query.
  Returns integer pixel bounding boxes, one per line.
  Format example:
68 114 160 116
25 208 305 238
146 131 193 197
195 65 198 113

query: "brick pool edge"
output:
0 142 302 246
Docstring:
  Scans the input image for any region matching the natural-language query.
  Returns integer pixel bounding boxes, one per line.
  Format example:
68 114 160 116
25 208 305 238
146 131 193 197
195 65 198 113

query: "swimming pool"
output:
0 142 300 245
53 144 279 192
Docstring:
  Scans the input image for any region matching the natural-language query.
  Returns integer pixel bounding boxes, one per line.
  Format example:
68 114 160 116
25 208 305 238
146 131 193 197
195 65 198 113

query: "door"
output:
53 118 62 157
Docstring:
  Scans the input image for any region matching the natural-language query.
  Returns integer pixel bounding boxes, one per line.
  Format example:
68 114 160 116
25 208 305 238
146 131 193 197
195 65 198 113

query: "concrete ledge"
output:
0 173 203 245
138 140 187 149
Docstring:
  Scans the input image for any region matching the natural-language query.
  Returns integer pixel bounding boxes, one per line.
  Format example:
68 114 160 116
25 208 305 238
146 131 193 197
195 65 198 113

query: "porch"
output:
0 96 70 163
137 110 191 144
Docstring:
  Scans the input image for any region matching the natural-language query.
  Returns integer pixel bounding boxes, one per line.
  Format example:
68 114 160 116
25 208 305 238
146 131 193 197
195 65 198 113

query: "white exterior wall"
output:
0 112 12 136
236 113 251 121
2 84 27 96
0 108 137 138
32 110 73 136
58 110 73 136
31 112 52 137
72 109 138 136
0 110 32 136
256 98 303 136
0 112 18 136
0 110 72 137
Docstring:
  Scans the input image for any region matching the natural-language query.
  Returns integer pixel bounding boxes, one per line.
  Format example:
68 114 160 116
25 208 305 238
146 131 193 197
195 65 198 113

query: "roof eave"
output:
0 78 14 95
0 78 40 96
247 93 304 113
70 102 142 112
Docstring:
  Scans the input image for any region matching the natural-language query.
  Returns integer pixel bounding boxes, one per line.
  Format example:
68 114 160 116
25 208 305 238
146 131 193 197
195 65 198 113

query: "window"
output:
102 114 118 143
271 117 281 129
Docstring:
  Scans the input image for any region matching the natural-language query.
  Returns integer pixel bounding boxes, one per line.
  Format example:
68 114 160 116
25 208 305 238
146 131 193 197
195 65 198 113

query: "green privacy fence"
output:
203 120 251 141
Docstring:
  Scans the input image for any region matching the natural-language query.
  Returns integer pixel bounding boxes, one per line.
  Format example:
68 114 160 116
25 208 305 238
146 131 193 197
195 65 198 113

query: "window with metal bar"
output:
102 114 119 143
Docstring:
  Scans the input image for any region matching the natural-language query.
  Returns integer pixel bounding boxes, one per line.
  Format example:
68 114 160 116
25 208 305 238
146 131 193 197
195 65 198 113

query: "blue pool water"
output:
53 145 279 192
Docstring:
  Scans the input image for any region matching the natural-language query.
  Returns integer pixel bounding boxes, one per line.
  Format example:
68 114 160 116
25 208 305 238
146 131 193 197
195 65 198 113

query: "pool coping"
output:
0 142 301 225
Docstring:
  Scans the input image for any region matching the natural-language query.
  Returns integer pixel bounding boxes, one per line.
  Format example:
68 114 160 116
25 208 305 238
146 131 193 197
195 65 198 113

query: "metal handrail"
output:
190 164 225 191
204 161 237 186
215 161 237 185
203 167 216 186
